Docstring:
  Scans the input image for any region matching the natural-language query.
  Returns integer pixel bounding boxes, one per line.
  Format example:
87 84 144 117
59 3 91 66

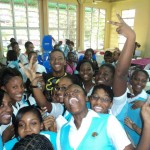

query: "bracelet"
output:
30 85 38 88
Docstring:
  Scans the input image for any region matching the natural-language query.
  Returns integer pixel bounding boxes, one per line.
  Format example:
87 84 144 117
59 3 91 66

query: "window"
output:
84 7 106 50
48 2 77 48
0 0 40 56
118 9 136 50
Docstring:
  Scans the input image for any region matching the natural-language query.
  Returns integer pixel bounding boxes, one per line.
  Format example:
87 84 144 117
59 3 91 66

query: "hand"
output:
43 115 56 131
131 100 145 109
108 13 135 39
124 117 134 130
2 125 14 143
141 101 150 124
19 56 42 83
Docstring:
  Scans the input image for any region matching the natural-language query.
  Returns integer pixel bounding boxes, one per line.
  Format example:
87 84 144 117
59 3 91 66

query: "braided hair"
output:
12 134 53 150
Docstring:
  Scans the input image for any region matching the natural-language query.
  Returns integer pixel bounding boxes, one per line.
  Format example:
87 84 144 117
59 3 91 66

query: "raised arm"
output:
108 13 136 96
19 57 53 112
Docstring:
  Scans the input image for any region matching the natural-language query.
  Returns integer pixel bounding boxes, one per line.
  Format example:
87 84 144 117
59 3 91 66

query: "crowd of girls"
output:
0 14 150 150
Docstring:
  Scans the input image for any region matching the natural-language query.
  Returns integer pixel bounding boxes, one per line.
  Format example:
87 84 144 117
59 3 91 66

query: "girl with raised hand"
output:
0 89 13 148
125 69 149 146
4 106 57 150
19 59 76 118
109 13 136 126
94 13 136 126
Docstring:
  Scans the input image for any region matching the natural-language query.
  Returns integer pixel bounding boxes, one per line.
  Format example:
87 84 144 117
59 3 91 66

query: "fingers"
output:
107 20 121 26
116 13 124 23
107 13 124 26
29 55 34 70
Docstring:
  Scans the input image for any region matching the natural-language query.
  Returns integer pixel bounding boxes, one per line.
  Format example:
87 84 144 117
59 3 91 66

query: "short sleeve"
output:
107 115 131 150
48 103 64 118
111 89 128 116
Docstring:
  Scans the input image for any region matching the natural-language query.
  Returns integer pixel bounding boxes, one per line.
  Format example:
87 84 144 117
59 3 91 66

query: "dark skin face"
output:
0 93 13 125
113 51 120 62
131 71 148 96
13 44 20 56
79 62 94 82
64 85 88 116
95 66 114 86
26 44 34 53
18 112 43 139
104 56 113 63
84 51 93 60
68 53 75 62
2 76 24 104
90 89 112 114
54 77 73 103
50 51 66 76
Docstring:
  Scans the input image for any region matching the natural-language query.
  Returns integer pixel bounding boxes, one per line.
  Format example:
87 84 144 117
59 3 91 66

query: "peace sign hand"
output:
108 13 135 39
19 55 41 83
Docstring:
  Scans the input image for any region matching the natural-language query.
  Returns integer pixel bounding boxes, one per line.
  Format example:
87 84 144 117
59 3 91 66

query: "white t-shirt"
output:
111 89 128 116
47 103 64 118
35 63 47 73
19 53 28 65
57 109 131 150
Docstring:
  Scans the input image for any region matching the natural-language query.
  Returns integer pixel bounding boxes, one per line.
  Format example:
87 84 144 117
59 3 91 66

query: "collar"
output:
69 109 100 128
128 90 148 103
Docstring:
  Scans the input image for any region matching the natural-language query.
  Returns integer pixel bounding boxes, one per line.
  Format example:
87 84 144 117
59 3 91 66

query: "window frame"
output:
84 7 106 50
0 0 40 56
118 9 136 50
48 2 77 49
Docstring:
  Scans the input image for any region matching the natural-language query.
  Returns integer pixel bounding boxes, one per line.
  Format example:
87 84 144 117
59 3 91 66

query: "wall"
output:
109 0 150 57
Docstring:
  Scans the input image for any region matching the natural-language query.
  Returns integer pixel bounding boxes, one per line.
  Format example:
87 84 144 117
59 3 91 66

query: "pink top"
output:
66 62 76 75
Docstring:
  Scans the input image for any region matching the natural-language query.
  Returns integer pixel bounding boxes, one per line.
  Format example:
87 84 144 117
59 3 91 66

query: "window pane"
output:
59 30 68 40
123 18 134 27
49 30 58 41
84 7 106 50
119 43 124 50
29 29 40 50
1 29 14 56
28 1 39 27
119 35 126 43
48 2 77 47
129 9 135 17
14 1 27 27
16 29 28 52
59 4 67 28
68 6 76 28
0 2 13 27
0 0 40 56
48 3 58 28
119 9 135 50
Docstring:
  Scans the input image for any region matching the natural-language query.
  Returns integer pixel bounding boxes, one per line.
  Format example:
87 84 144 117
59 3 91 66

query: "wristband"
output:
30 85 38 88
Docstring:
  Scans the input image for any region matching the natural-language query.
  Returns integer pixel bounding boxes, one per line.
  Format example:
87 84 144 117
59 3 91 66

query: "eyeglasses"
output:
90 95 111 103
54 86 67 91
64 89 81 98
